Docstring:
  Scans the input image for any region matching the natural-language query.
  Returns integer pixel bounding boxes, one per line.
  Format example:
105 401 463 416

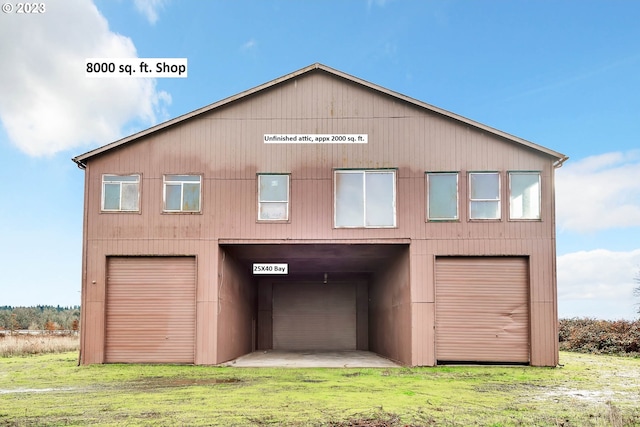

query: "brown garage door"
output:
273 283 356 350
106 256 196 363
435 257 530 363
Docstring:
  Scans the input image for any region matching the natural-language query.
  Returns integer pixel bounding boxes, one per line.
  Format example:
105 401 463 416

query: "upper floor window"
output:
102 174 140 212
427 172 458 221
258 174 290 221
163 175 201 212
469 172 500 220
509 171 541 220
334 169 396 228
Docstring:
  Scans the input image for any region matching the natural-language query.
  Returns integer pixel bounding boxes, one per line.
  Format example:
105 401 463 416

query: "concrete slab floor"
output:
222 350 401 368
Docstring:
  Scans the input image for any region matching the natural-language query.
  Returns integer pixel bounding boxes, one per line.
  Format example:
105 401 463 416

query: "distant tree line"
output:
635 269 640 314
0 306 80 331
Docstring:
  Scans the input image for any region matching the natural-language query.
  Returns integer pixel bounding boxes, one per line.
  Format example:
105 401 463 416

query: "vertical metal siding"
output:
435 257 529 363
356 281 369 350
84 71 555 244
105 256 196 363
256 280 273 350
216 250 256 363
368 247 412 365
79 69 559 366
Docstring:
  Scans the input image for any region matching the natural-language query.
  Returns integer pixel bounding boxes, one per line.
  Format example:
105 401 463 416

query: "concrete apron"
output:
223 350 401 368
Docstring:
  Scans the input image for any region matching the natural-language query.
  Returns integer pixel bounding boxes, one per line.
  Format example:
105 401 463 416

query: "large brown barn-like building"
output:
73 63 567 366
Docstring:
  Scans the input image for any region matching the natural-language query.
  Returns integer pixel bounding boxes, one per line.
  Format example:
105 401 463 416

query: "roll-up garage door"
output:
436 257 530 363
273 283 356 350
106 256 196 363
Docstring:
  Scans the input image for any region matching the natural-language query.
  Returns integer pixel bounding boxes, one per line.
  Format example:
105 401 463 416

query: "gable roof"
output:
72 63 568 168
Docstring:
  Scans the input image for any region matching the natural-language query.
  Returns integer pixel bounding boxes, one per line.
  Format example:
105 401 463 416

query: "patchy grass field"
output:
0 351 639 426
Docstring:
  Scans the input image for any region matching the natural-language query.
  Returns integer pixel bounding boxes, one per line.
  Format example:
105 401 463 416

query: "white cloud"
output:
134 0 168 24
558 249 640 320
556 150 640 232
241 38 257 51
0 0 171 156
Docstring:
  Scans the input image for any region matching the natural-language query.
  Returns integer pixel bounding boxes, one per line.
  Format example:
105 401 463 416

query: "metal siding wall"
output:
368 247 412 365
80 70 559 366
356 281 369 350
105 257 196 363
82 72 555 245
410 241 435 366
256 280 273 350
416 238 557 366
435 257 529 363
216 249 256 364
411 301 435 366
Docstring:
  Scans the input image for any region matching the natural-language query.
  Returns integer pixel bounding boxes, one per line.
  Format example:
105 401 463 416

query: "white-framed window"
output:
258 174 290 221
469 172 501 220
334 169 396 228
427 172 458 221
163 175 201 212
102 174 140 212
509 171 541 220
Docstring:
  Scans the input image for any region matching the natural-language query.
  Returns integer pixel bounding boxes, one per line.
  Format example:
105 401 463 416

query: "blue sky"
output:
1 0 639 319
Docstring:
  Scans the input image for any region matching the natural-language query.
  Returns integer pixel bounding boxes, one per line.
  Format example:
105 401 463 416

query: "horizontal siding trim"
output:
219 238 412 244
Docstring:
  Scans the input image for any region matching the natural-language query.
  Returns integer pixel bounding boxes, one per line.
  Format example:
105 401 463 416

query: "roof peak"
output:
72 63 567 168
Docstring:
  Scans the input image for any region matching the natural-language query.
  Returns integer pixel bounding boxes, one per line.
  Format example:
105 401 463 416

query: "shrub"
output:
559 318 640 356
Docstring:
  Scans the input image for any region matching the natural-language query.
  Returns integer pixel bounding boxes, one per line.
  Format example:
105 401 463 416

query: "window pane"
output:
121 183 139 211
335 172 364 227
470 173 499 200
259 202 288 220
259 175 288 202
510 173 540 219
365 172 395 226
471 201 500 219
165 184 181 210
103 183 120 210
428 173 458 220
182 183 200 211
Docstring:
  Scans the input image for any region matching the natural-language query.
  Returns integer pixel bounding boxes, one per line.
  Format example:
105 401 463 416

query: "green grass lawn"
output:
1 352 639 426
